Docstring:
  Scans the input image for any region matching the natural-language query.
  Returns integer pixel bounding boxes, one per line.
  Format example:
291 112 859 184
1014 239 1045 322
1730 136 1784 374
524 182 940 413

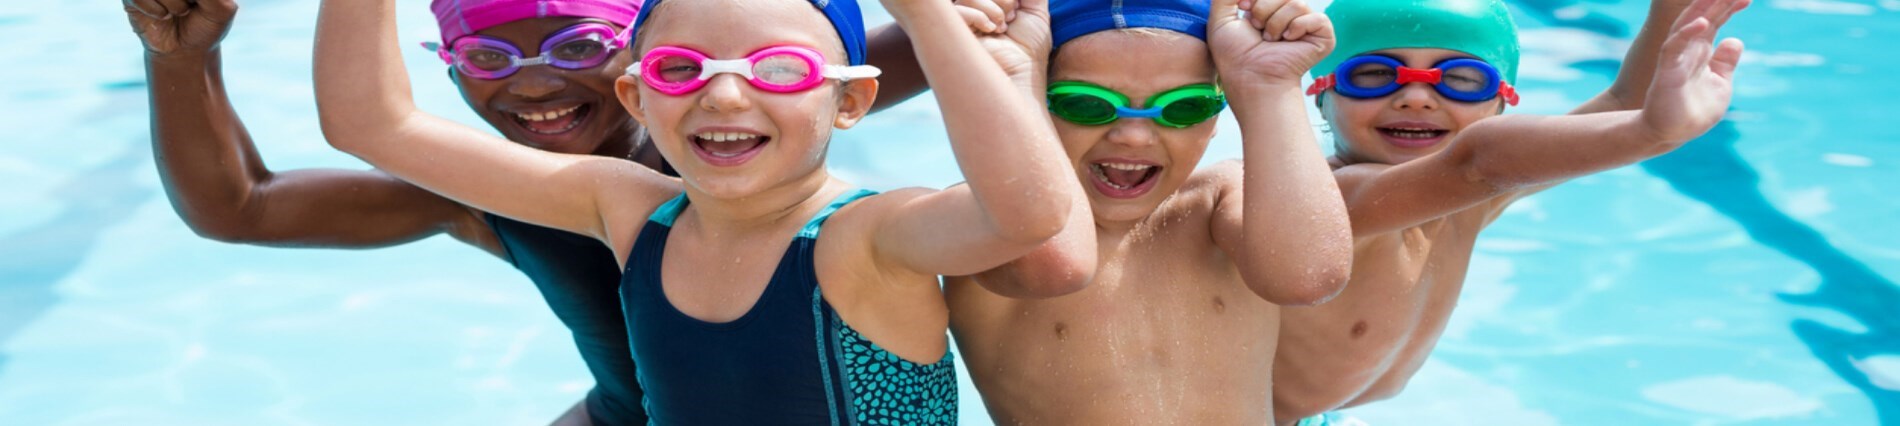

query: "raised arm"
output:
1206 0 1353 305
1337 9 1744 236
1572 0 1749 114
312 0 672 249
869 0 1082 278
127 0 492 250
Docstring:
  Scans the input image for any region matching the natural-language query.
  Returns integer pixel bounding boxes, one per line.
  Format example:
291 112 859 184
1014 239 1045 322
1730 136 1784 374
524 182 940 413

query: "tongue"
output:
524 110 581 134
1102 167 1151 188
701 137 764 155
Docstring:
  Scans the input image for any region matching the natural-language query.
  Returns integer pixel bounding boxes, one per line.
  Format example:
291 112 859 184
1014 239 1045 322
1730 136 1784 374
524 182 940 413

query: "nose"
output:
1390 84 1440 111
1104 118 1162 149
698 73 753 113
505 66 568 99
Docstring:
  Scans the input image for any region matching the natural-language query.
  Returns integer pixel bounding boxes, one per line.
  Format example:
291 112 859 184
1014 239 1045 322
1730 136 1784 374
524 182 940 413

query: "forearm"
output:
1464 110 1671 188
864 23 927 112
145 50 274 236
1229 83 1352 305
313 0 417 149
891 3 1073 241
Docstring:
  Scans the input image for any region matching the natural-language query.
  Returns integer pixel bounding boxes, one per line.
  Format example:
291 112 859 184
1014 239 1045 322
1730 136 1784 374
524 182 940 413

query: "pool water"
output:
1 0 1895 424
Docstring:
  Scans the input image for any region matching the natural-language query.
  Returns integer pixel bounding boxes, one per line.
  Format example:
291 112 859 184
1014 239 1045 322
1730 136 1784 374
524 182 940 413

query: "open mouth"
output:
1376 126 1451 148
510 104 593 136
1088 161 1162 199
689 131 771 167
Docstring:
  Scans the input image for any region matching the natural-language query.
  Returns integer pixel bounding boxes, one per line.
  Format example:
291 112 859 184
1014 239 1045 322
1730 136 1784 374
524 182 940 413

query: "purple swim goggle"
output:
422 22 632 80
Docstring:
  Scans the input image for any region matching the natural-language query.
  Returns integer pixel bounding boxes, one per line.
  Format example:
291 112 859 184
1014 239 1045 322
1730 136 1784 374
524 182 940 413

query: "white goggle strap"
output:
823 65 882 82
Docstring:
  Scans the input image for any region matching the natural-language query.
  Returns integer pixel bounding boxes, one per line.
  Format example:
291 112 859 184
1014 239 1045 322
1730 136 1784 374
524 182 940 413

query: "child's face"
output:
617 0 875 199
1050 31 1218 224
454 17 639 156
1320 48 1506 165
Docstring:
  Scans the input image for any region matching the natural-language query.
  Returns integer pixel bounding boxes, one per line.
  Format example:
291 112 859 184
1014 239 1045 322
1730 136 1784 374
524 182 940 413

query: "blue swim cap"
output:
1051 0 1211 49
632 0 868 65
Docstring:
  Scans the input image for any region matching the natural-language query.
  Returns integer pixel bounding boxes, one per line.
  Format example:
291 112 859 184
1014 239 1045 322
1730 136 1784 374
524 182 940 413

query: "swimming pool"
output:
1 0 1894 424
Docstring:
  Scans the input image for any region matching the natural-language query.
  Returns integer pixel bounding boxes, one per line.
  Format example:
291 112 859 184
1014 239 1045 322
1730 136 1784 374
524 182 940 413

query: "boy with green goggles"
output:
1046 81 1227 128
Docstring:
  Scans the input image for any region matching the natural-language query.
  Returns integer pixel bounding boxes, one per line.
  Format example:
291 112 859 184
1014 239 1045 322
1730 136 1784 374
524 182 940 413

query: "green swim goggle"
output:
1047 82 1227 128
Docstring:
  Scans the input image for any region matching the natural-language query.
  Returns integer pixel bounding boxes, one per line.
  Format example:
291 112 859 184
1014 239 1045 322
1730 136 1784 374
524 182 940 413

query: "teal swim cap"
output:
1314 0 1520 85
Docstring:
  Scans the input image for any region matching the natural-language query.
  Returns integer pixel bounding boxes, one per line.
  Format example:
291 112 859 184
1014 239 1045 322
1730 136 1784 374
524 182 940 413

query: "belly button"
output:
1351 320 1369 338
1212 296 1226 314
1054 322 1069 341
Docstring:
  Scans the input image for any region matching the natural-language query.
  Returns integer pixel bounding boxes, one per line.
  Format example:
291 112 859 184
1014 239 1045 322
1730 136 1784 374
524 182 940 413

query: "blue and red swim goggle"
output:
1306 55 1519 106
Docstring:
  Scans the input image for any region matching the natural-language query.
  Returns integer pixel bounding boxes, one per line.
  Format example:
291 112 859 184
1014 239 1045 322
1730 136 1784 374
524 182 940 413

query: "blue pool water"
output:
1 0 1895 424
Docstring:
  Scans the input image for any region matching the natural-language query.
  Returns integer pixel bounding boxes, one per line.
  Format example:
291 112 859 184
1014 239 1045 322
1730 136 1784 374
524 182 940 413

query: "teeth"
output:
514 105 580 122
1098 162 1153 172
694 132 761 143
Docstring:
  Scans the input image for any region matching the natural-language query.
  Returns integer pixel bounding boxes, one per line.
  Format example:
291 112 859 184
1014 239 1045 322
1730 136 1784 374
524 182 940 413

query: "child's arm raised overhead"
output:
869 0 1083 277
1206 0 1353 305
312 0 673 249
1573 0 1749 115
1334 4 1745 237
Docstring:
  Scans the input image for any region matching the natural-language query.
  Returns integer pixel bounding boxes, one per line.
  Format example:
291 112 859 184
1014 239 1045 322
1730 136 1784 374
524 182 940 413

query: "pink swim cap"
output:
431 0 646 44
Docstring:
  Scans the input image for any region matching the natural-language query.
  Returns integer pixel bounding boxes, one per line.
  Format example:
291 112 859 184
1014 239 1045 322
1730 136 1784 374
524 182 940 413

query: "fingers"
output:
1246 0 1287 34
1283 12 1332 47
125 0 163 18
202 0 240 21
955 0 1007 33
1672 0 1719 33
993 0 1019 23
1261 0 1310 42
1709 0 1750 32
1709 37 1744 79
1210 0 1246 29
155 0 192 17
955 5 1001 34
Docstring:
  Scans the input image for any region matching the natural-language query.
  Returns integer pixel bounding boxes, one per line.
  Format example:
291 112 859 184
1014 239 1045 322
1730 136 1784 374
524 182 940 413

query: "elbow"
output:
1251 272 1349 307
1018 255 1094 299
1244 260 1351 307
991 201 1071 245
180 213 270 244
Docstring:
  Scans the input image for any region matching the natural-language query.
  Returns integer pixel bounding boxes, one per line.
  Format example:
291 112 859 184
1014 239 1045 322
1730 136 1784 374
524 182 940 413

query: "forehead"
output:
476 17 618 42
636 0 843 61
1360 48 1482 68
1051 30 1214 98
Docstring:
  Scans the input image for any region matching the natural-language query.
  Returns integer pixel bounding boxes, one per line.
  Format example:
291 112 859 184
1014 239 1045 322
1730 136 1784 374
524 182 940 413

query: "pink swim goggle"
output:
423 23 632 80
628 45 882 96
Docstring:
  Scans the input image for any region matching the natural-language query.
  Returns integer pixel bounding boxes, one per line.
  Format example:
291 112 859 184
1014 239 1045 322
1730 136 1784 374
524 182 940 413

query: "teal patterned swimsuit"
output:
620 189 958 425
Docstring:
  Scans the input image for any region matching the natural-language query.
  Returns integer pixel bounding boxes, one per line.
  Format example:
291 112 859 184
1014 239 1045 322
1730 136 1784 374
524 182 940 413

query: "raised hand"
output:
1207 0 1334 87
958 0 1050 83
124 0 238 56
1639 0 1747 142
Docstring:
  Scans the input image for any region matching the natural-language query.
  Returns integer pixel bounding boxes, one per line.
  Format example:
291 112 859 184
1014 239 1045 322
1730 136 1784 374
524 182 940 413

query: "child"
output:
945 0 1354 423
122 0 941 422
311 0 1083 423
1271 0 1749 423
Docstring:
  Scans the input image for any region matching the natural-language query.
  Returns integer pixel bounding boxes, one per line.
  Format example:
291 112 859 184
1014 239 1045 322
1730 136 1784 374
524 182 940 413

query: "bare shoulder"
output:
1180 160 1244 210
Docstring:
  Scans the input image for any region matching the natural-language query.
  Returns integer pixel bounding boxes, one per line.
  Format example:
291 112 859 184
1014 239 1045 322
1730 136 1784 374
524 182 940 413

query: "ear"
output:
831 78 880 130
616 75 649 127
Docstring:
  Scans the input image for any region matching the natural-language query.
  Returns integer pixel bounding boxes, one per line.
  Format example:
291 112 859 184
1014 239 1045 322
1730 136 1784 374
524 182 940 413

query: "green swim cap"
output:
1314 0 1521 85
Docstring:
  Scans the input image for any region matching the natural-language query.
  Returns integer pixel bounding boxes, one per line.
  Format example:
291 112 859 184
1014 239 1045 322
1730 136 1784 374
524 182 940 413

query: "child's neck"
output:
682 169 842 235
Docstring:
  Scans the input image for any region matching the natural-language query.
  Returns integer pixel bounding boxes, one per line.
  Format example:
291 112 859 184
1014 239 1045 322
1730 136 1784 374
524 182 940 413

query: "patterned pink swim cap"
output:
431 0 645 43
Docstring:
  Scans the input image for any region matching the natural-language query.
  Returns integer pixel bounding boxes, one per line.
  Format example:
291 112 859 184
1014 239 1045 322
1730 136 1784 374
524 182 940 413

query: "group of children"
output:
125 0 1747 423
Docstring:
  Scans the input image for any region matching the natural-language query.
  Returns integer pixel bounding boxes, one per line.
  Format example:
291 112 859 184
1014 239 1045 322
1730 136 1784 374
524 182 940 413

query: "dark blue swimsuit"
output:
621 189 959 425
484 215 648 425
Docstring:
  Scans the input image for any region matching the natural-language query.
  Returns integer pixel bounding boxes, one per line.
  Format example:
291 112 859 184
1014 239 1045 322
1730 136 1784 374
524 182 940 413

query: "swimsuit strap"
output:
646 192 691 226
798 188 876 239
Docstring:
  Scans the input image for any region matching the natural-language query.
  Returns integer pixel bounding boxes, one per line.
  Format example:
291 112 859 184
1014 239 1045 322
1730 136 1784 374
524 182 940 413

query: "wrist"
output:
147 48 219 68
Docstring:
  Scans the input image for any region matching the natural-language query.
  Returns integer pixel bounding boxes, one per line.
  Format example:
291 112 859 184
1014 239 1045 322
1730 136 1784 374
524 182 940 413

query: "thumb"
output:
1709 37 1744 79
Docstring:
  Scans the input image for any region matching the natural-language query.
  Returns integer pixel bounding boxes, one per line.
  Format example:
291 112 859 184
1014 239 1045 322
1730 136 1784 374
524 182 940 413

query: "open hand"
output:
1640 0 1748 142
1207 0 1334 87
124 0 238 56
